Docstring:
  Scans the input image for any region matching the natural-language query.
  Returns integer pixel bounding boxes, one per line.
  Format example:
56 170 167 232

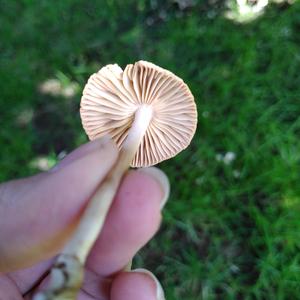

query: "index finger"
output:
0 137 118 272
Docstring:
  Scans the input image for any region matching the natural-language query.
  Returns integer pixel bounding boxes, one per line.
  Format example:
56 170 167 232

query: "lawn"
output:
1 1 300 299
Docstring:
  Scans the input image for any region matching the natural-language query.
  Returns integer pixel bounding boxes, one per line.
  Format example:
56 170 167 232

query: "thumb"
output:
0 136 118 272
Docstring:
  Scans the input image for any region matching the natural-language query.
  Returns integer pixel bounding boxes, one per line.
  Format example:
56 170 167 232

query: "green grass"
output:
1 1 300 299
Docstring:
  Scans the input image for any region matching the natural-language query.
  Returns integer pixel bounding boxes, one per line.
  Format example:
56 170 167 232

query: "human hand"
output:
0 137 169 300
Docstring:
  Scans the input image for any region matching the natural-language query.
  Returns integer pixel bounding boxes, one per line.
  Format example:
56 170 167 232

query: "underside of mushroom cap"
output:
80 60 197 167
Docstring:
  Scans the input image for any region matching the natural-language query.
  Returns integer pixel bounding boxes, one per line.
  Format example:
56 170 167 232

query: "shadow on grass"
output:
32 93 81 155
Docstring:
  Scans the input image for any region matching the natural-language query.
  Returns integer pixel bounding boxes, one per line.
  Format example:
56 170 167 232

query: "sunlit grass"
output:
0 1 300 299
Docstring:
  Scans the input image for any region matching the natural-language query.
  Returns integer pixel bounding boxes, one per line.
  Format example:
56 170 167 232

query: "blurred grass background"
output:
1 0 300 299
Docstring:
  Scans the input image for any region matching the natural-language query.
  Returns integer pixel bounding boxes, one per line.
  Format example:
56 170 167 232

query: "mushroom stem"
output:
33 105 153 300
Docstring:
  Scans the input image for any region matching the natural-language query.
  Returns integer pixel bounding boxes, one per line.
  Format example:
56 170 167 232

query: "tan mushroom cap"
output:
80 60 197 167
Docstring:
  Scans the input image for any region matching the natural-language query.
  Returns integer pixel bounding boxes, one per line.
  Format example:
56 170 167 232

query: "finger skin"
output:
5 258 54 296
27 269 161 300
0 136 166 298
86 169 163 277
0 275 23 300
110 272 157 300
2 167 164 297
21 170 163 297
0 137 118 272
51 135 112 170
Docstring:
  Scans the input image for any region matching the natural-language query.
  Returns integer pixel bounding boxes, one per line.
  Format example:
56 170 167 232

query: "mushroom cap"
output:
80 60 197 167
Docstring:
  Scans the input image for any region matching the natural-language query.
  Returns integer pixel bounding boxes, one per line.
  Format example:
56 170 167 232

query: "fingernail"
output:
131 268 165 300
50 135 112 172
137 167 170 210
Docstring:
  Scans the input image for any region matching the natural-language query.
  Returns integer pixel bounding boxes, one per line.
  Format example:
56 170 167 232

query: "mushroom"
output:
34 61 197 299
